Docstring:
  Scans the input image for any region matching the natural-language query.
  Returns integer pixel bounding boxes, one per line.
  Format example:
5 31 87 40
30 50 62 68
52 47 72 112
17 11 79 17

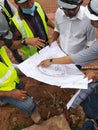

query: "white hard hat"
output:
85 0 98 21
58 0 82 9
0 11 12 39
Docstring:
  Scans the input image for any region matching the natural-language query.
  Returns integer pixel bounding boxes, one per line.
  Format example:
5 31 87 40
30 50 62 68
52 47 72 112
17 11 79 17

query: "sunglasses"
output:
61 6 78 11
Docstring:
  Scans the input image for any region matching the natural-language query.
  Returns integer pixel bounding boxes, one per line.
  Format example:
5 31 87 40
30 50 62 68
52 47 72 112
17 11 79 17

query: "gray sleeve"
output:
71 82 98 108
70 40 98 66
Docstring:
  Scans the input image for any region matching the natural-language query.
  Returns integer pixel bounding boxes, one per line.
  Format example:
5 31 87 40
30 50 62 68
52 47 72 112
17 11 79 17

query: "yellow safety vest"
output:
0 47 19 91
0 2 12 24
12 2 49 59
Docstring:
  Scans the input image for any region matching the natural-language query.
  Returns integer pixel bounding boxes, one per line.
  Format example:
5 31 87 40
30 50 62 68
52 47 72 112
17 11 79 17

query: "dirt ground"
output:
0 0 98 130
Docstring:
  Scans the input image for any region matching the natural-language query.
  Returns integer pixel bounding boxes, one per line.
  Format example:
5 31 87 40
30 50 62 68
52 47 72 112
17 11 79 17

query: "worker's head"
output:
15 0 36 15
58 0 83 18
85 0 98 28
0 11 12 47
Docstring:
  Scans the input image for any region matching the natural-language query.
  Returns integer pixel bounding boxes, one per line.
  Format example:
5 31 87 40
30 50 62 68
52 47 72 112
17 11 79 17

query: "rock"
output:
23 114 71 130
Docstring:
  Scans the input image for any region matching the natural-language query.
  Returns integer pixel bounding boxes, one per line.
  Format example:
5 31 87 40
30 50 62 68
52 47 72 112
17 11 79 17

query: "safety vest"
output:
12 2 49 59
0 47 19 91
0 2 12 24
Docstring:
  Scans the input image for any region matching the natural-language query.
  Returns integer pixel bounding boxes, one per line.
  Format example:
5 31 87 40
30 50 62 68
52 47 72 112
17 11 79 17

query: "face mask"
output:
22 4 36 14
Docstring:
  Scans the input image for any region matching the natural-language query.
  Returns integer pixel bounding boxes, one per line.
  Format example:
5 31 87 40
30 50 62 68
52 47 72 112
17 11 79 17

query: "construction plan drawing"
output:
17 41 89 89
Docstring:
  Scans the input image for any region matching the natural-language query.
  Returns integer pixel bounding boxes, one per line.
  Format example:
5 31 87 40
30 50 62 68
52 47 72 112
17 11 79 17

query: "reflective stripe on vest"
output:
0 2 12 24
0 70 11 84
12 2 49 59
0 47 19 91
35 2 48 37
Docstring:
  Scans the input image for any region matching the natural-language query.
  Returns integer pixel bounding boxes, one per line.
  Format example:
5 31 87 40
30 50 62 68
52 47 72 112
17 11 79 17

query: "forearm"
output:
10 40 23 49
10 38 33 49
10 37 46 50
0 91 12 98
51 56 74 64
50 31 59 43
0 89 28 101
47 19 54 29
38 56 74 67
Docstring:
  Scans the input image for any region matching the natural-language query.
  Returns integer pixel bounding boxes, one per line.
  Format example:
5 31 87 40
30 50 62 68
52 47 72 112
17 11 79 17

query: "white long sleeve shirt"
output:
55 6 96 54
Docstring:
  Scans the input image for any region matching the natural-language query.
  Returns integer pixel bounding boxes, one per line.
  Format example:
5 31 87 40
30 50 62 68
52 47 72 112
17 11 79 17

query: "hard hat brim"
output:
85 6 98 21
58 0 77 9
17 0 27 4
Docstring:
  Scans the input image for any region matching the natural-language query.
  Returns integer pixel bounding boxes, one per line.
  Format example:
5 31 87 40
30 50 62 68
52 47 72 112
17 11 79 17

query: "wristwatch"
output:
21 38 27 46
50 59 53 63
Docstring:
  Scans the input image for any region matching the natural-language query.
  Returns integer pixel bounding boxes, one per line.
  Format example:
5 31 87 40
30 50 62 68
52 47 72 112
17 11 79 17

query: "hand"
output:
84 71 98 82
25 37 46 49
38 59 51 67
10 89 28 101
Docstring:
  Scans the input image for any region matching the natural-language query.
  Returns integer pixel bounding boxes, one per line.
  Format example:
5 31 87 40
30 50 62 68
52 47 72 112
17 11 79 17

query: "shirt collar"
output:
76 6 84 20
